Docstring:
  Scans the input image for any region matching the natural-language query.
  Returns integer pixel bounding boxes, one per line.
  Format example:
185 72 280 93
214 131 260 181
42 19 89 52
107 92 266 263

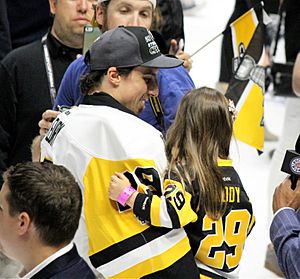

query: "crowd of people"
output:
0 0 299 278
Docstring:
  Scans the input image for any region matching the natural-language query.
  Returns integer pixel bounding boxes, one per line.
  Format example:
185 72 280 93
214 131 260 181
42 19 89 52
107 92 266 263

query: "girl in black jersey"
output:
109 87 255 279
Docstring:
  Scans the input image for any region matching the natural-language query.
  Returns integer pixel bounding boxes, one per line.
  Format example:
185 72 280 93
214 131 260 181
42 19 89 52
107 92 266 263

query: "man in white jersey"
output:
41 26 199 278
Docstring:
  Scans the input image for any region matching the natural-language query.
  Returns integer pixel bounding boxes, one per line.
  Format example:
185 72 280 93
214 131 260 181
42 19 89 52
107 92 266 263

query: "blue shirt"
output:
54 56 195 133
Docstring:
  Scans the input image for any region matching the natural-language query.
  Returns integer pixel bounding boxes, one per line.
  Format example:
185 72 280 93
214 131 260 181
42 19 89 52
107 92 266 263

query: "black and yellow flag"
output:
225 5 270 153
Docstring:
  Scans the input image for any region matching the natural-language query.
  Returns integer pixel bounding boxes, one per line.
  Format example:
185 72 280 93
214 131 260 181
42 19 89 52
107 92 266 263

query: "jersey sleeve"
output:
40 113 67 163
133 178 198 229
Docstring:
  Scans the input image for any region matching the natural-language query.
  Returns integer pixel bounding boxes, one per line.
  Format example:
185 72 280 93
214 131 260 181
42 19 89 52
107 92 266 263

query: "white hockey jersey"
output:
41 99 191 278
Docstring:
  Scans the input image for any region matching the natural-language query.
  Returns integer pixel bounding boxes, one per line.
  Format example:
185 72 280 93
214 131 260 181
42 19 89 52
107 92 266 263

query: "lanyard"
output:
41 34 56 105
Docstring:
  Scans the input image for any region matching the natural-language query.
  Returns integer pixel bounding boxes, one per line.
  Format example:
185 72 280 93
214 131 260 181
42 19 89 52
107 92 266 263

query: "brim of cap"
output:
141 55 183 69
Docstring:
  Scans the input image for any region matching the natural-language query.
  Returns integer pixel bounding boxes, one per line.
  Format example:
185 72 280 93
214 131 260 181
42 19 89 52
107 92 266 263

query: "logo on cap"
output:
145 30 160 55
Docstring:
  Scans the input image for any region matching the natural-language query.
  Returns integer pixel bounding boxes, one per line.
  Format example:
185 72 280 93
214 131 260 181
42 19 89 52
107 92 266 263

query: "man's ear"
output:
48 0 57 16
17 212 31 236
107 67 121 87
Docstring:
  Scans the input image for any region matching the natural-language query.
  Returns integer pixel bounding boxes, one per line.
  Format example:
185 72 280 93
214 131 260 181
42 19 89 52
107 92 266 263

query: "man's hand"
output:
272 177 300 213
176 51 193 72
169 39 193 72
38 110 60 135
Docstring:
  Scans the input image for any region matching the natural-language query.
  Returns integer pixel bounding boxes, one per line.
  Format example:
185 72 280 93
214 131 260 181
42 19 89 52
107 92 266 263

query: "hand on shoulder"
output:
38 109 60 135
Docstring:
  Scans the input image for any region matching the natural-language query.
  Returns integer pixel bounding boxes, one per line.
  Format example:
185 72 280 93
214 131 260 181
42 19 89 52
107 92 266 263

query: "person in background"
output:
109 87 255 279
217 0 280 142
0 162 96 279
284 0 300 63
218 0 280 88
270 175 300 278
6 0 52 50
0 0 11 60
266 4 300 230
0 0 53 60
0 0 97 185
38 0 195 135
265 7 300 270
154 0 185 55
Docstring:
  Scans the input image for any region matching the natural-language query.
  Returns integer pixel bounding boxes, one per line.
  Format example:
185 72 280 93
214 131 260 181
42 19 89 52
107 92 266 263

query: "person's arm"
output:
38 110 60 136
168 39 192 72
270 178 300 278
292 52 300 97
157 67 195 131
109 172 198 229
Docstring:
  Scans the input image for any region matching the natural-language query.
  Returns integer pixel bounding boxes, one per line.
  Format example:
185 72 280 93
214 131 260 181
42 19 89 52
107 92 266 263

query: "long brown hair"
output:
165 87 234 220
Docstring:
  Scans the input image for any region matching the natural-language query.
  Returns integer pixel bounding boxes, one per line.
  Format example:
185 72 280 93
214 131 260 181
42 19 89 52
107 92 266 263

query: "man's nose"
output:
77 0 88 13
127 13 141 26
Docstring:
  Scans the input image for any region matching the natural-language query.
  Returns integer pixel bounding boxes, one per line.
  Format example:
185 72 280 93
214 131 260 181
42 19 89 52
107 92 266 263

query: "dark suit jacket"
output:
31 245 96 279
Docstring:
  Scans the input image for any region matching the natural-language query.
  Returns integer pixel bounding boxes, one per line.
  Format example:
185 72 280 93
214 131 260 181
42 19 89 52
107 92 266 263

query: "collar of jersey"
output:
81 91 137 117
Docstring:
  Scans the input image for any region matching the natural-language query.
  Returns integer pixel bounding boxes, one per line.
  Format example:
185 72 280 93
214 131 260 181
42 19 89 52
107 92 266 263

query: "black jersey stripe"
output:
166 200 181 228
89 226 172 268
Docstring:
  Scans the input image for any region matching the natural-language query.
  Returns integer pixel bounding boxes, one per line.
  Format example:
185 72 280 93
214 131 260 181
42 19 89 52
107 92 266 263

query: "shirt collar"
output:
81 92 137 117
46 32 82 60
21 242 74 279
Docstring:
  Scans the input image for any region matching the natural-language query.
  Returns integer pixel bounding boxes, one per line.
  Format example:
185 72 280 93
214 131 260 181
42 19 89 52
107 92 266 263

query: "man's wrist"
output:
273 207 295 218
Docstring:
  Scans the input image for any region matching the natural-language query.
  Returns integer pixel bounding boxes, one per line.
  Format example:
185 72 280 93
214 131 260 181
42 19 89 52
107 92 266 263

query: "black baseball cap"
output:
87 26 183 70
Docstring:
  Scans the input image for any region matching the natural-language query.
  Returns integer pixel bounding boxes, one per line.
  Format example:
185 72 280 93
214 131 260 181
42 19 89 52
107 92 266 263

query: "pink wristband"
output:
117 185 136 206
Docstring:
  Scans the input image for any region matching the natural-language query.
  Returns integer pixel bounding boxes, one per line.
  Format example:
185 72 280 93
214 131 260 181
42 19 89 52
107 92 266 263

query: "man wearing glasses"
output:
40 26 199 279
